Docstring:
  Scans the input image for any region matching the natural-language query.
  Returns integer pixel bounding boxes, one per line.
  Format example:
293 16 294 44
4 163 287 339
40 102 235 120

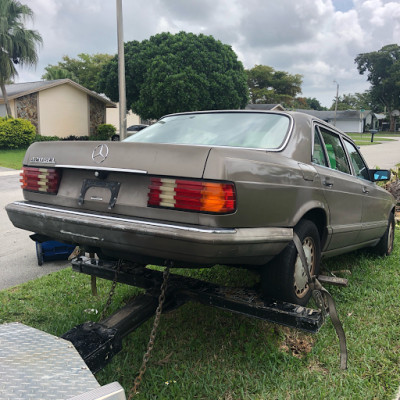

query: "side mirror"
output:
370 169 391 181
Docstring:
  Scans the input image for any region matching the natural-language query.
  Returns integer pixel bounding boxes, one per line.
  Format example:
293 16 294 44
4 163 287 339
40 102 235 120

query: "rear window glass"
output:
124 113 291 150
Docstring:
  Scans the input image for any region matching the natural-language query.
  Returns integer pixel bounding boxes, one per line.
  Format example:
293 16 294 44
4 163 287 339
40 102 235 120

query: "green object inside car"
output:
325 144 336 169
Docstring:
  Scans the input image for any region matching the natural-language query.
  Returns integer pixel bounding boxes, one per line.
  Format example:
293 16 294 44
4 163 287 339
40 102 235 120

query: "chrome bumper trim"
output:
55 165 147 174
9 201 293 244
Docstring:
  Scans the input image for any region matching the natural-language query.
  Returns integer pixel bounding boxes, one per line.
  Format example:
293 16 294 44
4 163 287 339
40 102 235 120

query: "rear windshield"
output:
124 112 291 150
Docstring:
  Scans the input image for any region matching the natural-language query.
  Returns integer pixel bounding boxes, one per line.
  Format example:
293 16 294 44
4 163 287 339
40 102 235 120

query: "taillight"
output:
148 177 236 214
20 167 61 194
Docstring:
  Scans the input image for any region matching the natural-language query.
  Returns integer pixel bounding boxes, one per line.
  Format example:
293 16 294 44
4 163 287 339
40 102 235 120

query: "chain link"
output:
128 267 171 399
99 259 122 321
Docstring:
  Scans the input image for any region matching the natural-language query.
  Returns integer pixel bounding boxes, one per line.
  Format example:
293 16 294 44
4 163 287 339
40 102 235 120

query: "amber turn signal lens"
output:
148 178 236 214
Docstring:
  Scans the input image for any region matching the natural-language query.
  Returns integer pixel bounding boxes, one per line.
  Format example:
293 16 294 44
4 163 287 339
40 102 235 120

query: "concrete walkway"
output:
359 137 400 170
0 167 69 290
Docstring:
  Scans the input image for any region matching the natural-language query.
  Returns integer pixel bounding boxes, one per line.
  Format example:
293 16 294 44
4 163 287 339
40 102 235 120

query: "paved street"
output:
359 136 400 170
0 168 69 291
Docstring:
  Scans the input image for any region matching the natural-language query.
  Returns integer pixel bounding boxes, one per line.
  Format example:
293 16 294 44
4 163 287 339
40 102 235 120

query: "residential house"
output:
106 103 142 132
294 109 375 133
0 79 116 138
245 104 286 111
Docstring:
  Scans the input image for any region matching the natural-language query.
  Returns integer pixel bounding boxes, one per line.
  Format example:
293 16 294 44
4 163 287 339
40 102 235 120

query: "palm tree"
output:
0 0 42 116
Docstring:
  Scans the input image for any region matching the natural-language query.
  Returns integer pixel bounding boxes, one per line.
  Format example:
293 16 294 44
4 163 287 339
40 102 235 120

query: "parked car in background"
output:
126 124 149 136
6 111 395 305
111 124 149 141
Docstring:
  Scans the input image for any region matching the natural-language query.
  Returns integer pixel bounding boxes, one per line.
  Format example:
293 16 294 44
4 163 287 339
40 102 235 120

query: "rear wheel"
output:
373 212 395 256
261 219 321 306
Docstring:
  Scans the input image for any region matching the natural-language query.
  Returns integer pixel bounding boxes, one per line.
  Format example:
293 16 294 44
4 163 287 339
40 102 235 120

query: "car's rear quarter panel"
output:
201 146 328 229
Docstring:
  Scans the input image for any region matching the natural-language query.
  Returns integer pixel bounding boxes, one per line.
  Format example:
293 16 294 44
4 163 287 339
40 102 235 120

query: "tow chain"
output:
99 259 122 321
128 267 171 399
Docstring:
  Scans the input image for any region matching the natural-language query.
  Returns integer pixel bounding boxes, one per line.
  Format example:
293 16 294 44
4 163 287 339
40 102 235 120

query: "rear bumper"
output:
6 201 293 266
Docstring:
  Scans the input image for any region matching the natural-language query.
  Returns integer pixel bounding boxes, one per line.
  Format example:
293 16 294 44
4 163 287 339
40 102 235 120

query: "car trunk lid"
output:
24 141 211 178
21 141 212 224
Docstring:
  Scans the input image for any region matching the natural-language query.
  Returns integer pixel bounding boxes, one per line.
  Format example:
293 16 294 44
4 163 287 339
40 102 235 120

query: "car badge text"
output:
30 156 55 164
92 144 109 164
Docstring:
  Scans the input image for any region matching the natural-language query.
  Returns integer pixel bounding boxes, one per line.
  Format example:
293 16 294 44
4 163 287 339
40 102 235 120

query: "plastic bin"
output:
34 239 75 266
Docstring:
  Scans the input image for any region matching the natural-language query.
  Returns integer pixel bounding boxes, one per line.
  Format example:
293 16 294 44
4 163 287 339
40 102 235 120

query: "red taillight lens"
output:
20 167 61 194
148 178 236 213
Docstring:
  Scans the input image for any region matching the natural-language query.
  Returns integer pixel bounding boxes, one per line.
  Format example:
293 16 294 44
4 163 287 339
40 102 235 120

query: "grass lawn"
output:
0 148 26 169
347 131 400 147
1 233 400 399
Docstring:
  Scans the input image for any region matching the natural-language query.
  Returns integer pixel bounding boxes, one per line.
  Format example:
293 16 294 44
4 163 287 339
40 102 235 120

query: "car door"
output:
342 139 389 243
312 125 364 251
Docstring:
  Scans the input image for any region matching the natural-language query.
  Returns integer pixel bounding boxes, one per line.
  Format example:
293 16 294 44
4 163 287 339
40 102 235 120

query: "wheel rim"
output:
293 236 315 298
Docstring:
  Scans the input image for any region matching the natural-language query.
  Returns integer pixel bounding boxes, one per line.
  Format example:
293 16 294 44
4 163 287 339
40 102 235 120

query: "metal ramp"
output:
0 323 125 400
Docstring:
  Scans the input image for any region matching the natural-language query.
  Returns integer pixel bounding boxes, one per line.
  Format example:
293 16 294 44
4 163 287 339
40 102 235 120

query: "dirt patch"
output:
279 327 315 359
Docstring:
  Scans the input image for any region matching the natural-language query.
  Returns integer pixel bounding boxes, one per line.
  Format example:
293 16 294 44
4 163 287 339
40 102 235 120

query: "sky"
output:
15 0 400 108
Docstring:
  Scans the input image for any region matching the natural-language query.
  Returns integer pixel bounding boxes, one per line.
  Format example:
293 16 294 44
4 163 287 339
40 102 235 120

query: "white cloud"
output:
14 0 400 107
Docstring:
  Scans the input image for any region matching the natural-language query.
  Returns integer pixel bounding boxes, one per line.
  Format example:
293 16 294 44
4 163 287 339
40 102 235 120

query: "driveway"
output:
359 137 400 170
0 167 70 291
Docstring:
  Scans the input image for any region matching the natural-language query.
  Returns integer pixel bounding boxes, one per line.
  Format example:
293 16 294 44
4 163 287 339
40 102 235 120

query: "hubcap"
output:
293 237 315 298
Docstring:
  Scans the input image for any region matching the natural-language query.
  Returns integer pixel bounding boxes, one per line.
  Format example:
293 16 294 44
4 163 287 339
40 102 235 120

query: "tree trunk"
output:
0 81 12 117
390 114 396 132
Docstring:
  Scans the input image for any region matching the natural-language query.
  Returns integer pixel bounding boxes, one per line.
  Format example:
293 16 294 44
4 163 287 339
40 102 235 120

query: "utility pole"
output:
333 80 339 126
116 0 127 140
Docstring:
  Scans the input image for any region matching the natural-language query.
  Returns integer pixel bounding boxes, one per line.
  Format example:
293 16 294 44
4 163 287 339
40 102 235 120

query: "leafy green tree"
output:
0 0 42 116
42 53 113 92
42 66 76 81
294 97 326 110
99 32 249 119
329 92 377 112
246 65 303 106
355 44 400 131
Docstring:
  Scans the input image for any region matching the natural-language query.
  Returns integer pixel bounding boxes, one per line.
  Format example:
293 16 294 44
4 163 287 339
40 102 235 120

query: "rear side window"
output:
319 127 350 174
343 140 370 180
312 127 328 166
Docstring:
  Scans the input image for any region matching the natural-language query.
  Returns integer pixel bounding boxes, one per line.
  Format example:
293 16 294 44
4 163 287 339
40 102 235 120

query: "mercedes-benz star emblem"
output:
92 144 109 164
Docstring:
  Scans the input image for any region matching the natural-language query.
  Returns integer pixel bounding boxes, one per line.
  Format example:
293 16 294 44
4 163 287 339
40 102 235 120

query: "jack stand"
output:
64 256 326 373
293 233 348 370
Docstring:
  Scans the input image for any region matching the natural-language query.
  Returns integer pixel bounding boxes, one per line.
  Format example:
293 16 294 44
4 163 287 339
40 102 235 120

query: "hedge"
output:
0 120 117 148
95 124 116 141
0 117 36 149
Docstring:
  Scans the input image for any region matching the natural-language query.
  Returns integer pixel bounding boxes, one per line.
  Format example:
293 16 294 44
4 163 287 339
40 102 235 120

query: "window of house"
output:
0 104 7 117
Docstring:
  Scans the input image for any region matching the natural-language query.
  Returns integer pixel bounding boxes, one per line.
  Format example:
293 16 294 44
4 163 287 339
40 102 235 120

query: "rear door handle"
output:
323 178 333 188
362 186 369 194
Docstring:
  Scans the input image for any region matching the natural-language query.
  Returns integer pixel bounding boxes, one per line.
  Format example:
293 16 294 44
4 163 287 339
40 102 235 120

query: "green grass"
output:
347 132 400 147
1 234 400 399
0 148 26 169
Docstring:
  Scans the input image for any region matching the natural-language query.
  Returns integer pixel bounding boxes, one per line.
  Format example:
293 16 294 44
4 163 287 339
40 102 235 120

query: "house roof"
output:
295 109 372 120
245 104 286 111
0 79 116 108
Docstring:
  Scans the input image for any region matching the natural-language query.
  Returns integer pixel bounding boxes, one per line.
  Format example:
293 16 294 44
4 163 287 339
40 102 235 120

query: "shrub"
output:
94 124 116 141
0 117 36 149
62 135 90 141
33 134 60 142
